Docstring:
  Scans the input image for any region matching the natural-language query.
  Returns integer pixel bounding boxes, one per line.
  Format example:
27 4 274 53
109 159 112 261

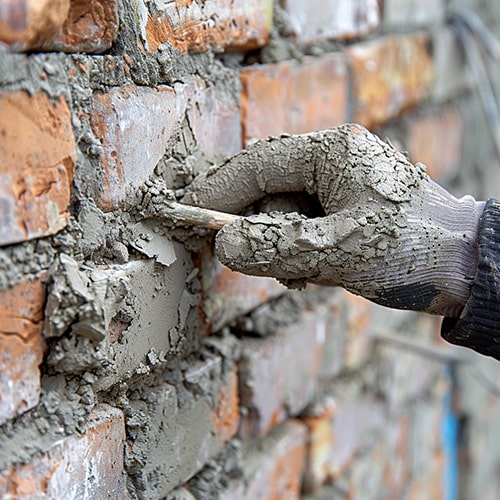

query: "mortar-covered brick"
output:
200 252 285 332
404 452 445 500
382 0 445 29
347 34 434 128
127 358 238 498
0 404 127 498
0 91 76 246
238 311 324 439
0 0 117 53
240 52 347 144
0 277 46 425
302 388 386 489
218 420 307 499
88 79 240 210
140 0 273 54
406 106 463 180
281 0 380 44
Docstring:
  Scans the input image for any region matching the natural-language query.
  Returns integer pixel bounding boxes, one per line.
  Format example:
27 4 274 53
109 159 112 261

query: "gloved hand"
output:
183 124 484 318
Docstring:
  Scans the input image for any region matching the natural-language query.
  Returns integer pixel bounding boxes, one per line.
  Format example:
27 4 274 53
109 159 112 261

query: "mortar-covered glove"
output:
183 124 484 320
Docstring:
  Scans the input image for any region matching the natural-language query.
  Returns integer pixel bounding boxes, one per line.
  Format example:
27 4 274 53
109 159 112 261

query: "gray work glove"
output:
183 124 484 318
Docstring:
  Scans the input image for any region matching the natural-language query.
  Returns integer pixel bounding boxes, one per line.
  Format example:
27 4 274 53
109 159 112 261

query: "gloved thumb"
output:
215 212 338 287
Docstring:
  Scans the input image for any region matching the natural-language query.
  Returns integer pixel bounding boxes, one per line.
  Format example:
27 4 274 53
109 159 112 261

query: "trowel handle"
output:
162 202 243 230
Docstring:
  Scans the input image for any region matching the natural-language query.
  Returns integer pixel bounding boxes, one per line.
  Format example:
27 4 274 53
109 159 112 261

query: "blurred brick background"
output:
1 0 500 498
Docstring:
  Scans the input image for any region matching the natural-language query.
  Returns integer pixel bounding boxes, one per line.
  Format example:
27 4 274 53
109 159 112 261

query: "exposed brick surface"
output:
0 0 117 52
240 52 347 144
238 311 324 439
0 91 76 246
89 79 240 210
0 278 46 425
219 421 307 500
406 106 463 180
142 0 273 54
0 0 70 49
200 255 285 332
347 34 434 127
382 0 445 29
0 405 126 498
282 0 380 44
127 358 239 498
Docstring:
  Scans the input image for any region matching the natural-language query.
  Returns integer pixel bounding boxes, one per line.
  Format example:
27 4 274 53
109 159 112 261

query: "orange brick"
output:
143 0 273 54
201 257 285 333
281 0 380 44
347 34 434 128
0 405 127 498
0 0 70 48
38 0 118 53
211 365 240 444
240 52 347 144
219 420 307 499
0 91 76 246
238 311 324 439
406 106 463 180
0 278 46 424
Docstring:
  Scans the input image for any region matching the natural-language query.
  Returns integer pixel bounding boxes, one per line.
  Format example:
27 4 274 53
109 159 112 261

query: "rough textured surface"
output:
0 91 76 246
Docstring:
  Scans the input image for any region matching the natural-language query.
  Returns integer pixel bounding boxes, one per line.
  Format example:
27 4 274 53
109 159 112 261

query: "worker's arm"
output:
183 124 500 359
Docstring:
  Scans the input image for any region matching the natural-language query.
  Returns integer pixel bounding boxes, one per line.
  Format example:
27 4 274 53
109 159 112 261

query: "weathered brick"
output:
0 0 117 52
281 0 380 44
140 0 273 54
127 358 239 498
218 421 307 499
238 311 324 439
200 250 285 332
382 0 446 29
88 79 240 210
302 387 386 490
0 0 70 49
0 278 46 425
240 52 347 144
347 34 434 128
406 107 464 180
0 91 76 246
38 0 118 53
0 405 127 498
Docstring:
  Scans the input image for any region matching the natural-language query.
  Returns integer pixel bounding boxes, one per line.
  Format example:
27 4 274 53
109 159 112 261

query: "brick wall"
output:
1 0 500 498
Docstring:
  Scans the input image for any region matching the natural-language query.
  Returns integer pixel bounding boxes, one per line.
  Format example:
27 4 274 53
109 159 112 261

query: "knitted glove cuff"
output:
441 198 500 360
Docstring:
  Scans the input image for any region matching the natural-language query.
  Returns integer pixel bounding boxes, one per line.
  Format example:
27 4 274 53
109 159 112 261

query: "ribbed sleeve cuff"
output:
441 198 500 360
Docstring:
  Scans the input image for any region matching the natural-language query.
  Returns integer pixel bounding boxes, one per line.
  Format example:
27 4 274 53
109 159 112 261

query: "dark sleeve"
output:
441 198 500 360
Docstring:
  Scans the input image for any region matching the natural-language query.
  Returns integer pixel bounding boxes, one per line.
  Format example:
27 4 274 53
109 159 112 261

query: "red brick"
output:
219 420 307 500
200 253 285 332
142 0 273 54
88 79 240 210
281 0 380 44
0 91 76 246
38 0 118 53
0 0 117 52
0 0 70 48
347 34 434 128
0 278 46 424
240 52 347 144
238 311 324 439
302 389 386 489
406 106 463 180
0 405 127 498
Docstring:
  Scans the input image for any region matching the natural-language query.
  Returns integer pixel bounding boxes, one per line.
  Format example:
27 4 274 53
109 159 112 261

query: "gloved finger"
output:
182 133 320 213
214 211 362 287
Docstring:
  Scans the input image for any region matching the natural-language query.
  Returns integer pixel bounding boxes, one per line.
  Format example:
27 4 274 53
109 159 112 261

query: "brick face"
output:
282 0 380 44
240 52 347 144
142 0 273 54
0 91 76 246
347 34 434 127
0 405 126 498
0 278 46 424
